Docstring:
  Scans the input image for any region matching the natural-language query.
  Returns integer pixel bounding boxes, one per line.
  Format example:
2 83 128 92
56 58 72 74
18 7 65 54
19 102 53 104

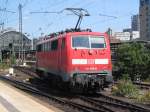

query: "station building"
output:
0 28 32 62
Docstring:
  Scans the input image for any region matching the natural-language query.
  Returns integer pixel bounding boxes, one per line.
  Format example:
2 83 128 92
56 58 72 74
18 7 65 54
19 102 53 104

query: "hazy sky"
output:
0 0 139 38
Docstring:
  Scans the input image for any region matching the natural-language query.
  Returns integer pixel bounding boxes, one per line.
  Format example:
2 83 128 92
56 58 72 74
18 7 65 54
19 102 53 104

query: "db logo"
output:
87 59 95 64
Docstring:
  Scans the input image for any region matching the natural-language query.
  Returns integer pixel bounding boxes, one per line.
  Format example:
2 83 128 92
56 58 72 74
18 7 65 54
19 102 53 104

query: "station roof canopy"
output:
0 28 31 51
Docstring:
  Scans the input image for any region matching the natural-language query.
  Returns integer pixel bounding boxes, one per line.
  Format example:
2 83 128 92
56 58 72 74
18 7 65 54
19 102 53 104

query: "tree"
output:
115 42 150 81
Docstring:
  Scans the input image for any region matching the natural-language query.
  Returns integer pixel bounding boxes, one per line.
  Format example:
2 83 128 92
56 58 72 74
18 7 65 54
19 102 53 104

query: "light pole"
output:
18 4 23 64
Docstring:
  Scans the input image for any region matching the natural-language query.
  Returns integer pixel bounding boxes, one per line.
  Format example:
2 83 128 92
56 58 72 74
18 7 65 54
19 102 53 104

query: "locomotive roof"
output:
37 31 107 45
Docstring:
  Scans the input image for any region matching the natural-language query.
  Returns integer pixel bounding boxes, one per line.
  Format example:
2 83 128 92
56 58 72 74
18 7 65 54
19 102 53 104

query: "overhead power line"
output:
30 8 90 30
0 6 16 29
0 8 16 13
99 13 117 19
0 22 4 30
30 10 64 14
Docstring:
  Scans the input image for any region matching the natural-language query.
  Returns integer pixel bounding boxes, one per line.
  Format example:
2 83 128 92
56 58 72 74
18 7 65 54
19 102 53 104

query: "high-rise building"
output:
139 0 150 40
114 32 131 41
131 15 140 31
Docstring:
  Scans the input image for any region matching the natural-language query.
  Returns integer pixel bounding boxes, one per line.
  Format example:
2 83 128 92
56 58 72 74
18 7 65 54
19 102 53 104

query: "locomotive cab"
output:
68 32 113 91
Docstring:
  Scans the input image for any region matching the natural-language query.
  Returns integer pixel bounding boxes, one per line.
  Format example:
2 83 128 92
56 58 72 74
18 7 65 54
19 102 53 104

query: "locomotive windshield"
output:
72 36 90 48
72 36 106 49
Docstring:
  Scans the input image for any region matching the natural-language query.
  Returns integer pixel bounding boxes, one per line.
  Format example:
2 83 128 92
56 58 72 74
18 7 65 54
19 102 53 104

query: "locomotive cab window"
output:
51 40 58 50
72 35 106 49
72 36 90 48
90 36 106 48
37 44 42 52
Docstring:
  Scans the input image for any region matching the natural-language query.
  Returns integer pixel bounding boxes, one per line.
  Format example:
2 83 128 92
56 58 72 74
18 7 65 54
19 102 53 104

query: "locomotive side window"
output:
48 42 51 51
72 36 89 48
51 40 58 50
37 44 42 52
42 44 45 51
43 43 45 51
61 38 65 49
90 37 106 48
45 42 49 51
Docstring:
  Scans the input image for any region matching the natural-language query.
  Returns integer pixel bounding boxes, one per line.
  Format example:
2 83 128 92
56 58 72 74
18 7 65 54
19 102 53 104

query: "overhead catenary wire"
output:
2 0 127 34
0 8 16 13
0 1 16 29
30 8 90 30
3 0 8 26
30 10 64 14
99 13 117 19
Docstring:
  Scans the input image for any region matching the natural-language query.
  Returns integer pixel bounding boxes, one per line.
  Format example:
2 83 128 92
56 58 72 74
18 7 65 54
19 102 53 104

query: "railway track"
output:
79 96 138 112
8 66 150 112
114 81 150 90
89 93 150 112
13 66 37 78
0 73 112 112
133 82 150 89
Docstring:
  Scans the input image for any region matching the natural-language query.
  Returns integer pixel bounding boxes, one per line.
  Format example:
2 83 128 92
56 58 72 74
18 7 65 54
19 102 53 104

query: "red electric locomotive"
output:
36 29 113 92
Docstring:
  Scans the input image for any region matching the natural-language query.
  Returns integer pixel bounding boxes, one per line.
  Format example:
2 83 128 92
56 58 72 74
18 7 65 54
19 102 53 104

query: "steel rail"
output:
12 67 150 112
0 75 107 112
97 93 150 112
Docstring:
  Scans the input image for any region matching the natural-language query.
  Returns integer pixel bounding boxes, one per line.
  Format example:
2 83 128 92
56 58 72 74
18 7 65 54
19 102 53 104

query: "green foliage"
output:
115 42 150 81
137 91 150 104
112 79 150 104
0 62 9 70
0 54 16 71
112 79 139 98
10 54 16 65
144 77 150 82
121 74 131 81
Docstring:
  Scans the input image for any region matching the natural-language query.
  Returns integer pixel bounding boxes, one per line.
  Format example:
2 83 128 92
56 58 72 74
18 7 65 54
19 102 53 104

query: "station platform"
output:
0 80 62 112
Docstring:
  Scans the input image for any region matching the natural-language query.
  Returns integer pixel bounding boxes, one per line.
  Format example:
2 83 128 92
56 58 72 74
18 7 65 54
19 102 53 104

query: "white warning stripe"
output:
72 59 87 64
95 59 108 64
72 59 108 65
